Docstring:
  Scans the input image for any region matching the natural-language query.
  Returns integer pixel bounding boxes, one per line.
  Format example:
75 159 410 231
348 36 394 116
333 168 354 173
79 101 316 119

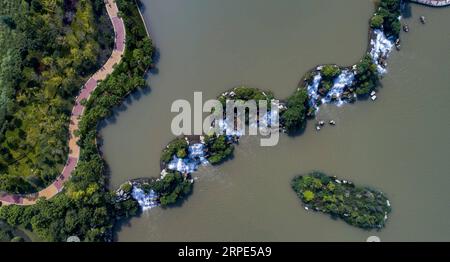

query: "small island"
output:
291 172 391 229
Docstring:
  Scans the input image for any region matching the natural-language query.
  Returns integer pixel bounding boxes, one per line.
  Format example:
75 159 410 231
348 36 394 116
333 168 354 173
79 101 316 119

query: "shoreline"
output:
135 0 151 38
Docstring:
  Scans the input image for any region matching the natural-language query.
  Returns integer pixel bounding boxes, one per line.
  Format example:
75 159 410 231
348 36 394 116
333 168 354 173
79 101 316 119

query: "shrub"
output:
204 135 234 165
280 88 308 133
160 138 188 164
370 14 384 29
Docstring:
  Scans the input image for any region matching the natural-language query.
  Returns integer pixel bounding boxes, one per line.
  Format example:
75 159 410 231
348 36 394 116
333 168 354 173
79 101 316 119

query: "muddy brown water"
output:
100 0 450 241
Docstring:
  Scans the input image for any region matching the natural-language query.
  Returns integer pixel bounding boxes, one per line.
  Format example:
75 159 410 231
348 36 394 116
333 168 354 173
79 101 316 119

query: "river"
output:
100 0 450 241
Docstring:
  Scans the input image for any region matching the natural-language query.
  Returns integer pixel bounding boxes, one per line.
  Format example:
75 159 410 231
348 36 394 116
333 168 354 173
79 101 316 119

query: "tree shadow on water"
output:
149 48 161 75
402 2 413 19
97 85 153 130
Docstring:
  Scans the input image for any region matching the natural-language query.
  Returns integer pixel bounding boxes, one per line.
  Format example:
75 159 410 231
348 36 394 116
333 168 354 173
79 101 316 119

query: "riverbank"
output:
0 0 153 242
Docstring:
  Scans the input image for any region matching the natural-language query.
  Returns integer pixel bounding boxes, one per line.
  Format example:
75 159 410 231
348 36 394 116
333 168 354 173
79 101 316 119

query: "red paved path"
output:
0 0 126 206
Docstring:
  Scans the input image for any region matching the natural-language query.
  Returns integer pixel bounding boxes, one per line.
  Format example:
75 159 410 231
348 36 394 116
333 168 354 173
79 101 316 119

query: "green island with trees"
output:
291 172 391 229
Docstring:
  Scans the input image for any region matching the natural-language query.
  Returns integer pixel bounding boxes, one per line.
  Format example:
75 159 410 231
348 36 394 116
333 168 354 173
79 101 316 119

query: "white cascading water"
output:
131 187 159 210
167 143 209 174
370 29 395 75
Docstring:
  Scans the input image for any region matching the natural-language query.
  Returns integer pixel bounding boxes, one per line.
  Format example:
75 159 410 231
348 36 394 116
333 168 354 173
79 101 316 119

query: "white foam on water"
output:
370 29 395 75
167 143 209 173
217 118 243 137
131 187 159 210
306 73 322 110
260 109 279 128
321 70 355 107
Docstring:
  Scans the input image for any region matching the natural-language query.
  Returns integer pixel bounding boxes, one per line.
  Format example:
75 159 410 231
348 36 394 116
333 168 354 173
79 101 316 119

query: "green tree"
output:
280 89 308 133
303 190 315 202
370 15 384 28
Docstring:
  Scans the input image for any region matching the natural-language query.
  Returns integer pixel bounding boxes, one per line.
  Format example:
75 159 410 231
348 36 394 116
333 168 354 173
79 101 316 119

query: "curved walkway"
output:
410 0 450 7
0 0 126 206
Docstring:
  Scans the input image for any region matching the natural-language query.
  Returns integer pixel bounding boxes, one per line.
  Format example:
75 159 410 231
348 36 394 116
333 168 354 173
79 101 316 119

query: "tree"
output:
0 16 16 29
370 15 384 29
280 89 308 133
353 55 379 96
160 138 188 164
204 135 234 165
321 65 340 80
303 190 315 202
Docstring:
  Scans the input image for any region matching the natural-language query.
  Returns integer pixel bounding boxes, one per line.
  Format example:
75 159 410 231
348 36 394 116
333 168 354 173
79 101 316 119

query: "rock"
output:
420 16 426 24
160 169 168 178
403 24 409 32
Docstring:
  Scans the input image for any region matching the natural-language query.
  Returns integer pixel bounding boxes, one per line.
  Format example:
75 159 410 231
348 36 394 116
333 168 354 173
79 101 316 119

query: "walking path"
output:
0 0 126 206
410 0 450 7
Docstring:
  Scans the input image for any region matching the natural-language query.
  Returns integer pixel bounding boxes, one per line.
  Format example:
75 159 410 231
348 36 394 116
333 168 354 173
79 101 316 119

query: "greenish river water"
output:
100 0 450 241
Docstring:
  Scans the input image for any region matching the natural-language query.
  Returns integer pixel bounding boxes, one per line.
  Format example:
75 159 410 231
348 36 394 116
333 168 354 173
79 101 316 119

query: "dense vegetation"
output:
280 88 309 134
370 0 402 38
160 138 189 165
204 135 234 165
218 86 274 106
0 0 153 241
353 55 380 96
140 171 193 207
0 222 24 242
0 0 113 194
291 172 391 229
